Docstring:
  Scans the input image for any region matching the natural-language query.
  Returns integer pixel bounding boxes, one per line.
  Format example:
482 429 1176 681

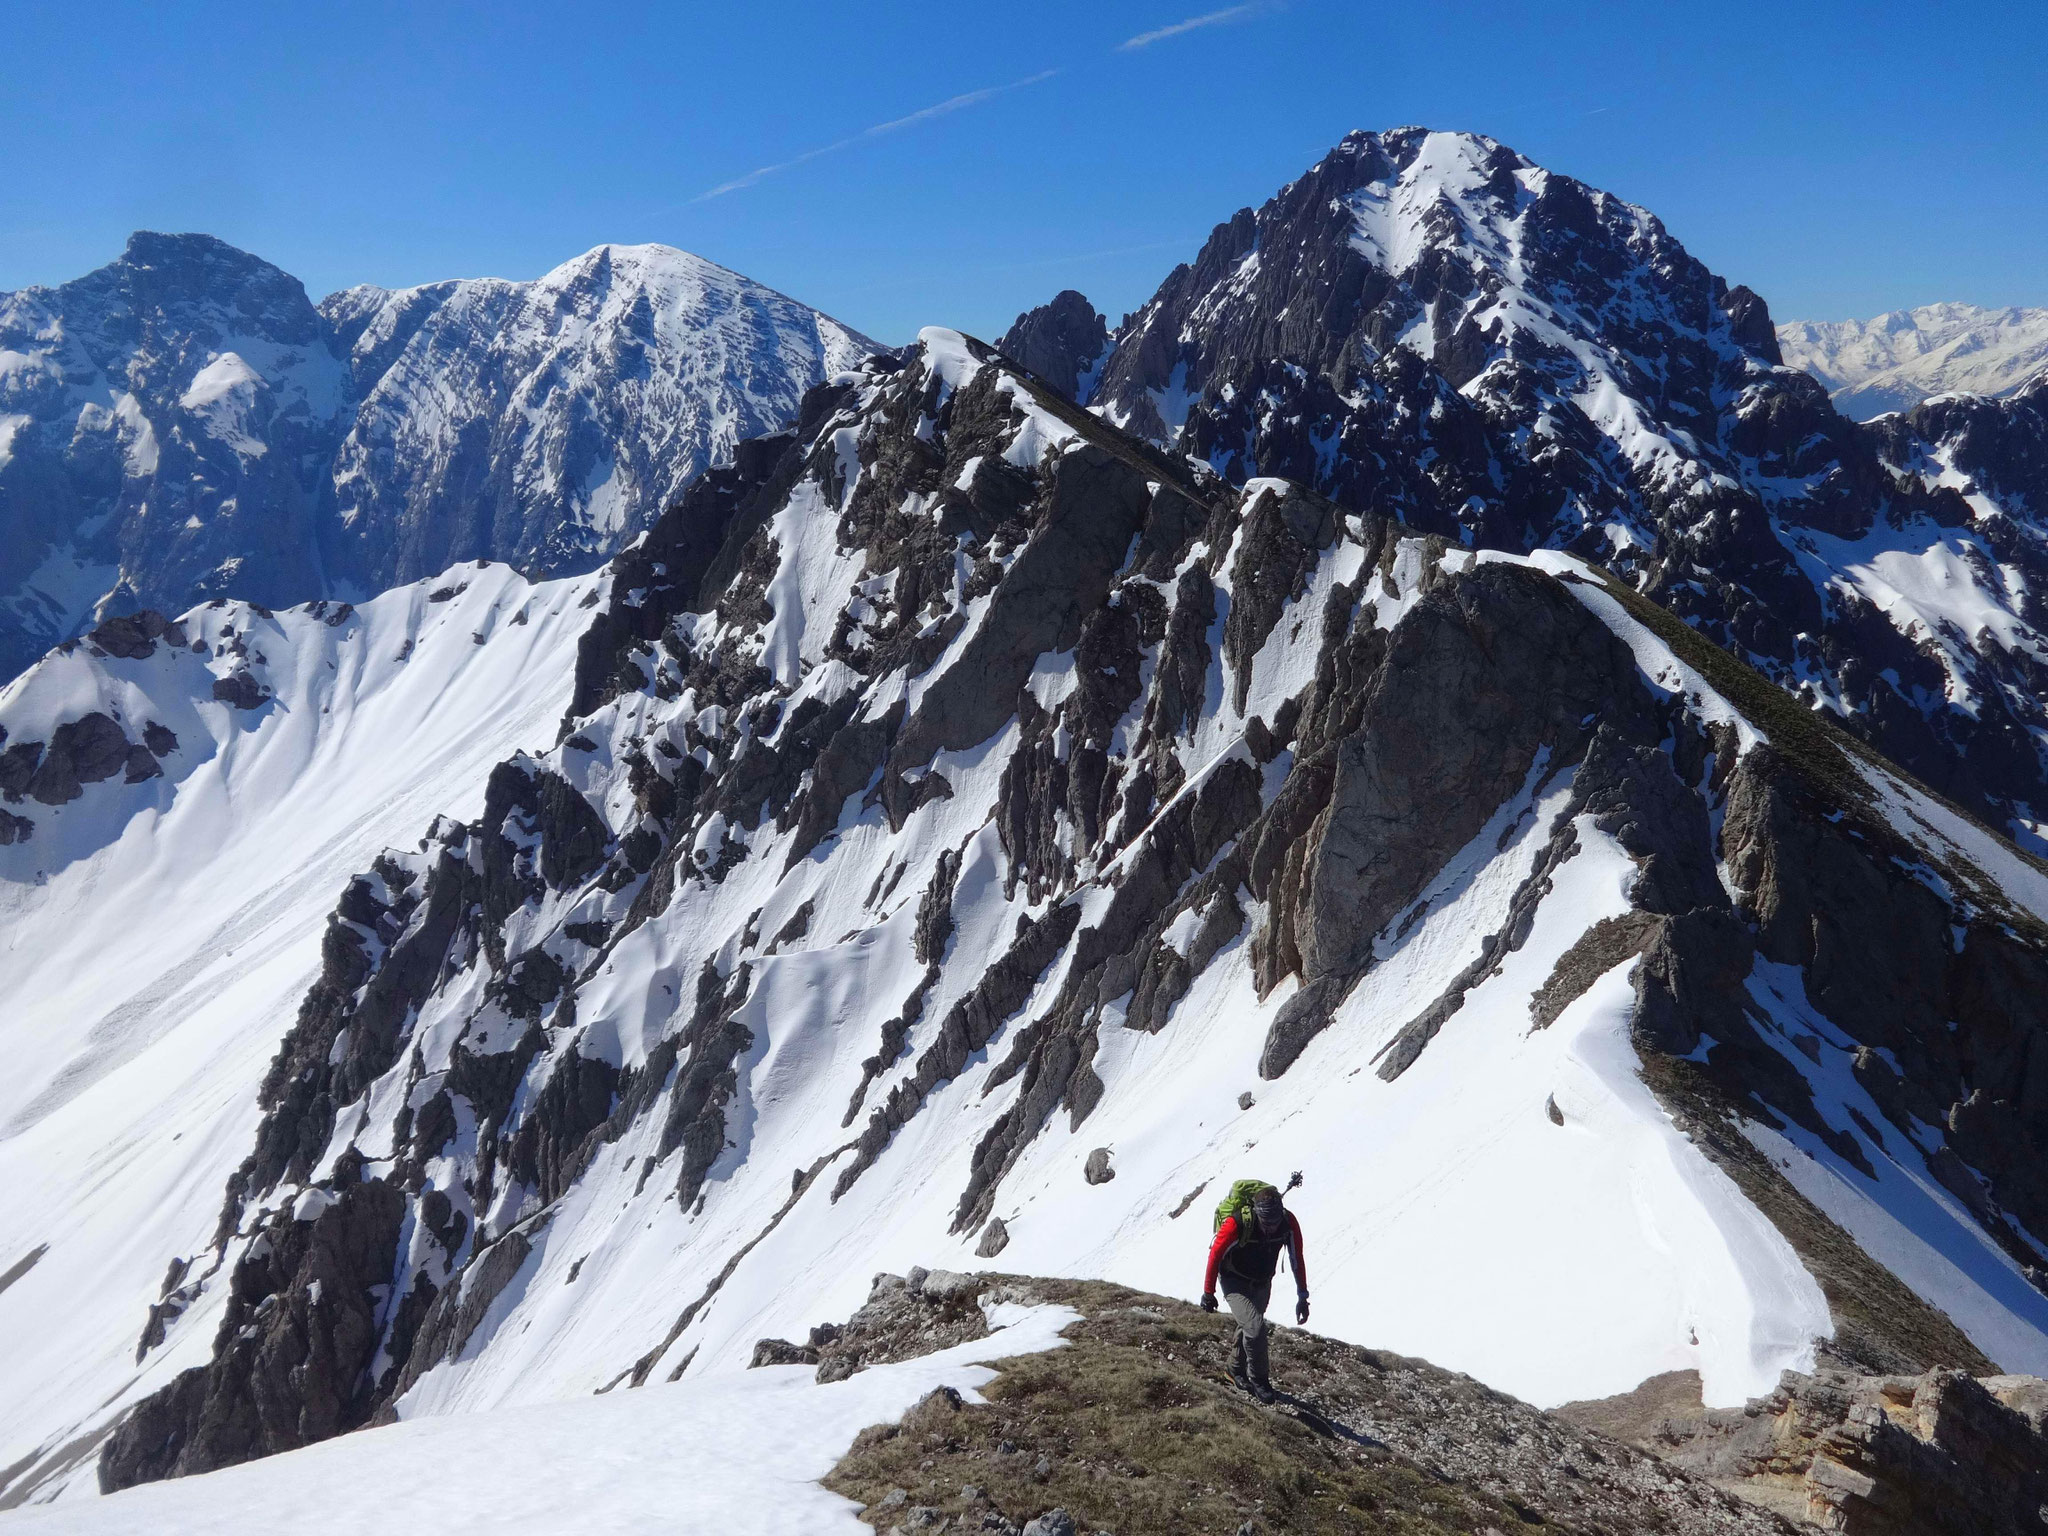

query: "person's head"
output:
1252 1188 1285 1235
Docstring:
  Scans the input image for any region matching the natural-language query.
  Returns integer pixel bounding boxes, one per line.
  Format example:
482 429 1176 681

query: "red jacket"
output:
1204 1212 1307 1296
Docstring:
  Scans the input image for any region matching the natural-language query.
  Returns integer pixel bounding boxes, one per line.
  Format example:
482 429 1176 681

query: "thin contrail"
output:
1119 3 1265 51
693 70 1061 202
694 4 1278 204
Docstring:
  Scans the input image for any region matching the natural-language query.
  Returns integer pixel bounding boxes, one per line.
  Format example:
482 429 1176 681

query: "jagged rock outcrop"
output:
100 1174 404 1491
1564 1360 2048 1534
996 291 1109 400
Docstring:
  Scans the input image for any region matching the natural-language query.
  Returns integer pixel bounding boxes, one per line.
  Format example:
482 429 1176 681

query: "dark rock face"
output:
0 710 165 810
1298 565 1647 980
996 291 1109 400
99 1177 404 1491
24 713 131 804
747 1336 821 1368
1089 128 2048 838
86 609 181 660
562 422 817 730
375 1232 535 1411
209 669 268 709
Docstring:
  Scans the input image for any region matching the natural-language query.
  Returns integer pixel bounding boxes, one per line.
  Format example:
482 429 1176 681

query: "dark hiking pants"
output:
1221 1276 1271 1384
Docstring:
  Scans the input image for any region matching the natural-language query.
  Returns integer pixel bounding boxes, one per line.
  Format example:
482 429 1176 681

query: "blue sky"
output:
3 1 2043 343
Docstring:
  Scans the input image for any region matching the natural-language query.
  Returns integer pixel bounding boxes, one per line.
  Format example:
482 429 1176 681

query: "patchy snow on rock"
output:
176 352 270 459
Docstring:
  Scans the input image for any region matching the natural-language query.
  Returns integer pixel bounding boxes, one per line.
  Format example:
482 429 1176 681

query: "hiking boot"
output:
1251 1378 1277 1405
1230 1364 1255 1394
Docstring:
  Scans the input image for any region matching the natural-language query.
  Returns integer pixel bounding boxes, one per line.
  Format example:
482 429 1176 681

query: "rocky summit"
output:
4 125 2048 1532
0 233 877 683
1009 128 2048 849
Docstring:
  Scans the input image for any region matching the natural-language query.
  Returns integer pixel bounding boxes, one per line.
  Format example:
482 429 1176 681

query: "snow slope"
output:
3 1300 1077 1536
1780 303 2048 419
0 562 601 1506
14 334 2048 1508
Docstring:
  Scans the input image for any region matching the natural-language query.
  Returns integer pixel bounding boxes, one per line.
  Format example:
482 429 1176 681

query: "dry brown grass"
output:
826 1279 1516 1535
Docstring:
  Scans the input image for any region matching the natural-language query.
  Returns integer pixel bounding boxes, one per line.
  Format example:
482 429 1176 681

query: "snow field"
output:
2 1302 1079 1535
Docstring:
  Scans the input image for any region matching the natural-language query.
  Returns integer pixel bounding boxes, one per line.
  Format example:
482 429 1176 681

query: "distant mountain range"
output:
0 235 877 681
1778 302 2048 419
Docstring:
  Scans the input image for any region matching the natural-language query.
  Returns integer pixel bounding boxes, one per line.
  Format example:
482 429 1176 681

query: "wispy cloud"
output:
694 69 1060 202
1118 3 1267 51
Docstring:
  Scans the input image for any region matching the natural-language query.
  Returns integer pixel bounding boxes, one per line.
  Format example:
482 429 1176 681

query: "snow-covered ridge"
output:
1779 302 2048 419
13 332 2048 1509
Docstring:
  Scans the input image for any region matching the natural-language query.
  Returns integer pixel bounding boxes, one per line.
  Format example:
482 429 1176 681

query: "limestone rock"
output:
997 289 1109 400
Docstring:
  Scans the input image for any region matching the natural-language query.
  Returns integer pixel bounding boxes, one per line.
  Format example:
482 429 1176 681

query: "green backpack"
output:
1213 1179 1279 1234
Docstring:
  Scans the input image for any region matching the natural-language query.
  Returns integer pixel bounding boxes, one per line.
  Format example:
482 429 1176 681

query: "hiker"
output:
1201 1182 1308 1402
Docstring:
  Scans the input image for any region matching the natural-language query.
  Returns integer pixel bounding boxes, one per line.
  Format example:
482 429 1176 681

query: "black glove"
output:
1201 1292 1218 1313
1295 1295 1310 1325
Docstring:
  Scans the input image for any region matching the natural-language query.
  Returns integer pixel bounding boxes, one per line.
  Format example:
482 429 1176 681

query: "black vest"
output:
1222 1217 1290 1284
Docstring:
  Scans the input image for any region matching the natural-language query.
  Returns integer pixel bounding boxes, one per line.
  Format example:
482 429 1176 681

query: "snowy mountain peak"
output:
318 241 878 585
1093 125 1778 447
1778 301 2048 418
0 234 879 685
1070 127 2048 845
0 232 355 680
